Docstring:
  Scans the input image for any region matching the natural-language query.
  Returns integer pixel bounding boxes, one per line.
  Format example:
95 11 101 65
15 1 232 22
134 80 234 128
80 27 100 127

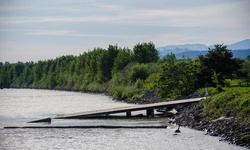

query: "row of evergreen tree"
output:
0 42 249 100
0 42 158 90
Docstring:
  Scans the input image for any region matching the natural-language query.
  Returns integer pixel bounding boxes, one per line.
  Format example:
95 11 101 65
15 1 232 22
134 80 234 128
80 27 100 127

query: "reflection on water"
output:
0 89 247 150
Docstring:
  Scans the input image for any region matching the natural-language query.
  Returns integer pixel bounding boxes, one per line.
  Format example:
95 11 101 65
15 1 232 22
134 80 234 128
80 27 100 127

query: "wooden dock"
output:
54 97 204 119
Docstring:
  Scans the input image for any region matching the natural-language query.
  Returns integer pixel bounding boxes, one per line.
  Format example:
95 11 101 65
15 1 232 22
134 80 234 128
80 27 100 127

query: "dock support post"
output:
146 109 154 117
126 111 131 117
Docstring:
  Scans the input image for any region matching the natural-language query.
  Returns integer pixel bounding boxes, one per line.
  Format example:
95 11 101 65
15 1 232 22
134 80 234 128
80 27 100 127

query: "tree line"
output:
0 42 249 101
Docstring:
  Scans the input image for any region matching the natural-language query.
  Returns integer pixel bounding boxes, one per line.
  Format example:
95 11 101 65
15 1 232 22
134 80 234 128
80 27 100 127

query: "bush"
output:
144 73 160 90
112 85 137 100
202 90 250 120
87 82 106 92
127 64 149 83
112 86 124 99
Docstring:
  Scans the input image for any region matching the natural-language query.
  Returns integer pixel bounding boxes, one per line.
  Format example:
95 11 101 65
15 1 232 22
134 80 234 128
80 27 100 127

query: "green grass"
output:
198 86 250 96
224 87 250 92
111 85 138 100
229 79 249 87
201 90 250 122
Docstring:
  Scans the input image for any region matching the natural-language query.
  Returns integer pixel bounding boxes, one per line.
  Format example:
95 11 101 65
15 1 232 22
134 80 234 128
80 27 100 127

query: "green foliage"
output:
199 44 243 86
202 90 250 120
197 87 217 96
0 63 8 88
242 60 250 78
161 52 177 63
144 73 160 90
87 82 106 92
97 45 119 83
215 84 224 93
112 85 137 100
1 42 249 106
131 93 144 100
211 70 220 86
158 59 200 99
112 48 133 76
224 79 231 87
127 63 149 83
133 42 159 64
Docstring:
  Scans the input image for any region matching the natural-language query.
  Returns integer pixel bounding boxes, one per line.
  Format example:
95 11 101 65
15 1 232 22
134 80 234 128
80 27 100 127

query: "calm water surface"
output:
0 89 247 150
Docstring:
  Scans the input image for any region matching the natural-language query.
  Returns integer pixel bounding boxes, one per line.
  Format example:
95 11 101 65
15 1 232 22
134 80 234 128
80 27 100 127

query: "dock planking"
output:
54 97 204 119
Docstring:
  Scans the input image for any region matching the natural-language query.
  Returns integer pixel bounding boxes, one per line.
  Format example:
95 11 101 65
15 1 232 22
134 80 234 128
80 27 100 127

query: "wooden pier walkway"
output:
54 97 204 119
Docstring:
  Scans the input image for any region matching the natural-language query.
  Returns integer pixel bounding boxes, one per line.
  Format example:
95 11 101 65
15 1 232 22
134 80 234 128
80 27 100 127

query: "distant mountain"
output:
157 39 250 59
157 44 208 57
157 44 208 51
227 39 250 50
175 49 250 59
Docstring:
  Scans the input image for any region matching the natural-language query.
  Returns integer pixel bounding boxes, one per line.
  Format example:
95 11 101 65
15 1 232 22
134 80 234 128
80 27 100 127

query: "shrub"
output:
202 90 250 120
112 85 137 100
127 63 149 83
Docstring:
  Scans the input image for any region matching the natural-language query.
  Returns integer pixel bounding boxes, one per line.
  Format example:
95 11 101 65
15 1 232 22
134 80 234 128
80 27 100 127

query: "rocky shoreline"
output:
121 90 250 148
174 102 250 149
120 90 250 149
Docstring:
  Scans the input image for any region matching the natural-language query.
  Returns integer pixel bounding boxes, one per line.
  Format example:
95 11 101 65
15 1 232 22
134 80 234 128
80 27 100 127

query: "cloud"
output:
25 29 152 39
122 1 250 28
1 0 248 30
26 30 75 35
0 0 249 63
0 16 117 24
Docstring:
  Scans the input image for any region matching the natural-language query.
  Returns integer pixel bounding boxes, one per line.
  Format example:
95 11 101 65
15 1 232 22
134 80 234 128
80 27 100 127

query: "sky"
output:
0 0 249 63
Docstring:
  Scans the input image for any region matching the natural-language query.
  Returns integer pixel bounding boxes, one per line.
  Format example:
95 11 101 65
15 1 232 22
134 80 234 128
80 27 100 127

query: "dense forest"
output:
0 42 250 101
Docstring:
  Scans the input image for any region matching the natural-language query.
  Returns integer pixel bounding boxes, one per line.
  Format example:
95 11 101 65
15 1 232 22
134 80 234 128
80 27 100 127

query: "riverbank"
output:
174 101 250 148
119 89 250 148
122 89 249 149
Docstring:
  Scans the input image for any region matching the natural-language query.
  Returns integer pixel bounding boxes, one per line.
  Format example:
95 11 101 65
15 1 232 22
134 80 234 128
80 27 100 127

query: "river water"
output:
0 89 247 150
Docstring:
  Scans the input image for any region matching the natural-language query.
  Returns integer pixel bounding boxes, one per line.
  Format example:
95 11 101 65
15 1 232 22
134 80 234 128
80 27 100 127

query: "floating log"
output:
27 118 51 123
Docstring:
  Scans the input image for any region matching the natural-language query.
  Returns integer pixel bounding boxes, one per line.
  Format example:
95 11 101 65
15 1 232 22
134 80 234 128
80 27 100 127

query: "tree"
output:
47 62 57 88
13 62 25 79
158 59 200 99
112 47 133 76
22 65 33 87
162 52 177 63
32 61 45 85
242 59 250 78
133 42 159 64
199 44 242 86
247 55 250 61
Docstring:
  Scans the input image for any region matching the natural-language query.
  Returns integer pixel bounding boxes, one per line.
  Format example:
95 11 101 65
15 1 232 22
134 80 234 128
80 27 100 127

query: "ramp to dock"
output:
54 97 204 119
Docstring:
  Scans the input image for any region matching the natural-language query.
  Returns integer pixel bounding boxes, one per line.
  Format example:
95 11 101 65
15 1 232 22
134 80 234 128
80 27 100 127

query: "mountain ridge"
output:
157 39 250 59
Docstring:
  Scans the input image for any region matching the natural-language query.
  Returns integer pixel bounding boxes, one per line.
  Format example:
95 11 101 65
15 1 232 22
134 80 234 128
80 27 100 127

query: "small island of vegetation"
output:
0 42 249 147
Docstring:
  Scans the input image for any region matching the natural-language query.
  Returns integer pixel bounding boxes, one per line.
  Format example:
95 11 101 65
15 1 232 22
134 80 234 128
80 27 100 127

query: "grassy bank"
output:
175 88 250 148
201 89 250 122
